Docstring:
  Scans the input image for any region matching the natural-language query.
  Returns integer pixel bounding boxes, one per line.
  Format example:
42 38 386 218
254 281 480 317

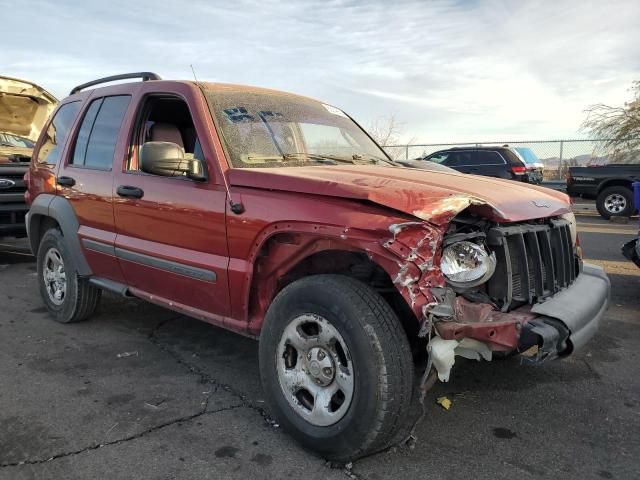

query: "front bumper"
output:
529 262 610 355
434 262 610 360
0 203 28 238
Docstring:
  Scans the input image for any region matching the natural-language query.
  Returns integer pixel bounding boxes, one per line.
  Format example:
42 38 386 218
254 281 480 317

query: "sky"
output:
2 0 639 143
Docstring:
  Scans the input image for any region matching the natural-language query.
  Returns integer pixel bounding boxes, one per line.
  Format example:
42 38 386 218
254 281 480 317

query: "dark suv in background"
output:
416 145 543 183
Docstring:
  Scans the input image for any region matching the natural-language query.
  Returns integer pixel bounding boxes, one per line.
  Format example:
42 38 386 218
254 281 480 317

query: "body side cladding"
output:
81 238 218 283
114 247 217 282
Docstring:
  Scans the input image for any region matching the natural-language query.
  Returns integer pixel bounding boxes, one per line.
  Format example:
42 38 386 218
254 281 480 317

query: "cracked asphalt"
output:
0 214 639 480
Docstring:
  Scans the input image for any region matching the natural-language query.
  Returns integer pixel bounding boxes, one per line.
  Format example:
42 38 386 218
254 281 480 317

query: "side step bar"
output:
88 277 131 297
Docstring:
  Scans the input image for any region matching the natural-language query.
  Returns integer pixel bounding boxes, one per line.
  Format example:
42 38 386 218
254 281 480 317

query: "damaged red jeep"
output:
25 73 611 461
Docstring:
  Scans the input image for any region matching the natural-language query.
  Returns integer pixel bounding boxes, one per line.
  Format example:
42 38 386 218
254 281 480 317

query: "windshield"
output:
205 87 392 168
0 132 34 148
515 147 540 164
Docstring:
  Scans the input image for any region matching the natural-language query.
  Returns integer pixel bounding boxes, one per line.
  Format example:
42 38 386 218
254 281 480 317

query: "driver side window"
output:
128 96 203 173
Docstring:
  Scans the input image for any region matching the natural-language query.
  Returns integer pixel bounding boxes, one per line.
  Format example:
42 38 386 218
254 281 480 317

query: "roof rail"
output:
70 72 162 95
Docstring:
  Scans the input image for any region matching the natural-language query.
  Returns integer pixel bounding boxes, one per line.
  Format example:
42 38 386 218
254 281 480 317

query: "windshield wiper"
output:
245 153 350 165
245 152 400 166
352 154 399 167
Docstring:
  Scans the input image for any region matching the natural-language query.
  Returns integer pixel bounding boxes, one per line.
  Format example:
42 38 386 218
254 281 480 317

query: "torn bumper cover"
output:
529 263 610 355
432 263 610 377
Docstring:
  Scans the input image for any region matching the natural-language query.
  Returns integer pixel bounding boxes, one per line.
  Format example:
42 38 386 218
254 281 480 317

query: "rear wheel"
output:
37 229 101 323
259 275 413 461
596 186 634 219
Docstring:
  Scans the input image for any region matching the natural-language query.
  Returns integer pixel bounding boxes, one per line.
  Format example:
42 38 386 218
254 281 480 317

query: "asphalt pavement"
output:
0 213 638 480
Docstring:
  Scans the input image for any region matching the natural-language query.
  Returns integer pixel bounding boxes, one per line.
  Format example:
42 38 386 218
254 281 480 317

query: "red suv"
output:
25 73 610 461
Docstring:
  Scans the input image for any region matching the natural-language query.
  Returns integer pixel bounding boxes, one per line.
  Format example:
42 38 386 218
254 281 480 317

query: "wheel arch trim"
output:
27 194 93 276
597 179 633 194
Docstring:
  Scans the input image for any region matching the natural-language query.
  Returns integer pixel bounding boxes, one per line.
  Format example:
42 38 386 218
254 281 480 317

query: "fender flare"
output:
27 194 92 276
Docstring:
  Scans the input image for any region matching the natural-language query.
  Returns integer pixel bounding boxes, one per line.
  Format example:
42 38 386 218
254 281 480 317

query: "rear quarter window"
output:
34 101 81 165
501 149 525 165
445 151 474 167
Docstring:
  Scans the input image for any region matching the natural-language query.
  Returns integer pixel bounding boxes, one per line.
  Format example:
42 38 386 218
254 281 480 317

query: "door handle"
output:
57 176 75 187
116 185 144 199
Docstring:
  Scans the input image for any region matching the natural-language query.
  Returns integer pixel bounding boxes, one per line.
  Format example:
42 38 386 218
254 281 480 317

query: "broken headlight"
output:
441 241 496 288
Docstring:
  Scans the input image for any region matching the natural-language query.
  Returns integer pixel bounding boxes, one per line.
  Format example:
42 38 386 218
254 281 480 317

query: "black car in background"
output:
416 145 543 183
567 164 640 218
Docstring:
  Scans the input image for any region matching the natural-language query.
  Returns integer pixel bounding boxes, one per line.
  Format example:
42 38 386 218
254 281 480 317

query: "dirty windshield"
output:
205 87 392 168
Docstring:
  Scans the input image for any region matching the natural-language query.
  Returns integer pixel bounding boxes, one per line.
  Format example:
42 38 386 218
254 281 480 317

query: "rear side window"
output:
35 101 81 165
444 151 473 167
71 95 130 170
72 100 101 166
476 151 505 165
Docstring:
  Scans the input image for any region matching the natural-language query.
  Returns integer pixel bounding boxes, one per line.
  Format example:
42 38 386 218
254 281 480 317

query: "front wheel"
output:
37 228 101 323
259 275 413 461
596 186 634 219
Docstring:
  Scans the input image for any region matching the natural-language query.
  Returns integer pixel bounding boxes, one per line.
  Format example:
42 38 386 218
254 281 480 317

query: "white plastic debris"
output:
430 337 493 382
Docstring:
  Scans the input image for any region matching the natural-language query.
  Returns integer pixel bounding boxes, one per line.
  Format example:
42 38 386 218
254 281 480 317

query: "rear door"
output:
439 150 474 173
57 93 132 282
471 150 510 179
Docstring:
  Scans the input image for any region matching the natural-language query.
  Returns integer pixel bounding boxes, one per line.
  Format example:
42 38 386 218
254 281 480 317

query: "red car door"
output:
112 84 231 317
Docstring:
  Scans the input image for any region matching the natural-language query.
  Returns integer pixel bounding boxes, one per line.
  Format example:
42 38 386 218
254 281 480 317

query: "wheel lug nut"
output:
322 367 332 376
317 351 325 360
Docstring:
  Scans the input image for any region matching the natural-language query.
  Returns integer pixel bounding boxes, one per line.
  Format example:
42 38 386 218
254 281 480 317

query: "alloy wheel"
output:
276 313 354 427
604 193 627 214
43 247 66 305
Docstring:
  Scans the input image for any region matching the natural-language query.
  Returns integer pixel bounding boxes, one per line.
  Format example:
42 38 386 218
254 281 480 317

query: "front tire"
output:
596 186 634 219
37 228 101 323
259 275 413 461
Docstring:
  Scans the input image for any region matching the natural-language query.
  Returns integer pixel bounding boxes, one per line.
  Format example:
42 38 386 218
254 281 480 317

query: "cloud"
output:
1 0 638 142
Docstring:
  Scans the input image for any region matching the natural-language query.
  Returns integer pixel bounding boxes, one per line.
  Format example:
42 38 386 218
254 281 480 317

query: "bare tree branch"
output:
368 114 402 147
581 81 640 159
367 114 416 159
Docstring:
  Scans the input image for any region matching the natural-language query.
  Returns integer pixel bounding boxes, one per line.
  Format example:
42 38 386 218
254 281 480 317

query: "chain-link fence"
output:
382 139 635 180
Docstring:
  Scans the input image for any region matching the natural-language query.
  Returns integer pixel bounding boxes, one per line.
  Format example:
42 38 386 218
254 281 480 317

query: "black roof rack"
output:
70 72 161 95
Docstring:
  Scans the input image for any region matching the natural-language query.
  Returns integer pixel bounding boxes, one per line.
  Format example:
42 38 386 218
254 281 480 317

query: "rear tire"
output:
37 228 101 323
259 275 413 461
596 186 634 219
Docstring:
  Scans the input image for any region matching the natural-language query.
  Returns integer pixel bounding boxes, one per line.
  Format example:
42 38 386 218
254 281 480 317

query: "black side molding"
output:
115 247 216 282
81 238 216 283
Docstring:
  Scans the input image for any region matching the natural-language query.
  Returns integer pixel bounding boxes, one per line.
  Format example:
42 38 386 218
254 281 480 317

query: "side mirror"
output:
139 142 206 181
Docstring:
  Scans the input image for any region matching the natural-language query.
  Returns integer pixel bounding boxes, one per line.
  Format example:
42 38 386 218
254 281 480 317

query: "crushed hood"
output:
228 165 571 224
0 76 57 141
